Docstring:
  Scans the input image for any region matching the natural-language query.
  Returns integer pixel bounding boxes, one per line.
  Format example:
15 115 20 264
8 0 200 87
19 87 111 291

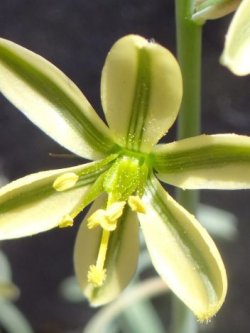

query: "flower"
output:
193 0 250 75
220 0 250 75
0 35 250 321
192 0 241 22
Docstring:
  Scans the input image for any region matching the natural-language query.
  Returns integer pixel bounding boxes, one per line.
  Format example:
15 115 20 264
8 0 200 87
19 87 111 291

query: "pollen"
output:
128 195 146 213
59 214 74 228
53 172 79 192
87 265 107 287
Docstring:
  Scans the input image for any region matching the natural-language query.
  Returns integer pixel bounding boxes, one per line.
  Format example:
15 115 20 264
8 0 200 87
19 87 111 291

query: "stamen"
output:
128 195 146 213
53 172 79 191
59 214 74 228
87 201 126 231
87 229 110 287
106 201 126 220
87 209 109 229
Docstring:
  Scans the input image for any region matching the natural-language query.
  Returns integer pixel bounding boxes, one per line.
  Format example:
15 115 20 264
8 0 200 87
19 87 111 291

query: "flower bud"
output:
193 0 241 23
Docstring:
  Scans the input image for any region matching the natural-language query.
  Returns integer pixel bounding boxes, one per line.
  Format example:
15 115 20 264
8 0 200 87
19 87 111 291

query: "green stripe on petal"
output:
139 176 227 321
220 0 250 76
0 159 112 240
153 134 250 189
74 195 139 306
0 38 116 159
101 35 182 152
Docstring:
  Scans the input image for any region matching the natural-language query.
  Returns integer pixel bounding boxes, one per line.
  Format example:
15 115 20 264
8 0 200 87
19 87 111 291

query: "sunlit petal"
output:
0 38 116 159
221 0 250 75
74 195 139 305
154 134 250 189
101 35 182 151
139 176 227 321
0 161 109 239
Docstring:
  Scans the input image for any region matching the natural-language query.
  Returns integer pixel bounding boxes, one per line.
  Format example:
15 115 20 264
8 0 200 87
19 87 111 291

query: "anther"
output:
53 172 79 192
128 195 146 213
87 201 126 231
59 215 74 228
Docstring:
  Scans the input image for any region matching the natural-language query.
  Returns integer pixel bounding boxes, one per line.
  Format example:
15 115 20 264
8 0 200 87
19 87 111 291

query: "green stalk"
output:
172 1 202 333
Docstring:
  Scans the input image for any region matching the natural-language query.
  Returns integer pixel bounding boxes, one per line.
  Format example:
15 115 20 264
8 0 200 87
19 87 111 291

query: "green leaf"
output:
198 204 238 241
0 160 109 239
74 195 139 305
0 300 34 333
0 251 12 281
101 35 182 152
139 176 227 321
0 282 19 301
0 38 116 159
59 276 84 303
153 134 250 189
120 299 165 333
220 0 250 75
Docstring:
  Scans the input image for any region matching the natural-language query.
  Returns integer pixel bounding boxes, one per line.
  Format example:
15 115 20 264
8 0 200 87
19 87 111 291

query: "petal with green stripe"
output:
153 134 250 189
101 35 182 152
220 0 250 75
139 176 227 321
0 38 115 160
74 195 139 306
0 159 112 240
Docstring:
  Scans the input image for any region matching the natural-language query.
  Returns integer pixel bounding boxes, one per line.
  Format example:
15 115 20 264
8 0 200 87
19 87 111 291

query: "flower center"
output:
52 153 149 288
87 154 148 288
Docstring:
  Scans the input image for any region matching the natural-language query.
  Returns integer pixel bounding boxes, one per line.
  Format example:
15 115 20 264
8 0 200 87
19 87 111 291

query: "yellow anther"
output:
106 201 126 220
87 201 126 231
87 209 107 229
87 265 107 287
128 195 146 213
53 172 79 192
59 214 74 228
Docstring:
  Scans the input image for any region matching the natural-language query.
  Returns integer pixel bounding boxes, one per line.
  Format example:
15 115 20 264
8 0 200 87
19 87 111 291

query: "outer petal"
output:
0 38 116 159
139 176 227 321
74 195 139 306
0 160 110 239
153 134 250 189
220 0 250 75
101 35 182 152
192 0 240 22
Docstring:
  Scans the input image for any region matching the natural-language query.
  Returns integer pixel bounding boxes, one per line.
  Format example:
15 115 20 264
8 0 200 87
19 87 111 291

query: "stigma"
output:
87 265 107 287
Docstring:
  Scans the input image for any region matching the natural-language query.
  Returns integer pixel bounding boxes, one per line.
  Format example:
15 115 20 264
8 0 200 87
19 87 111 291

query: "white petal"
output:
154 134 250 189
221 0 250 75
74 195 139 305
0 38 115 159
101 35 182 151
139 176 227 321
0 161 105 239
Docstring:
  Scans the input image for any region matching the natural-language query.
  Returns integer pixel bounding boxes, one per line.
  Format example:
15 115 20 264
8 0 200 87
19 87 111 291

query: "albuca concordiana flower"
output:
221 0 250 75
193 0 250 75
0 35 250 321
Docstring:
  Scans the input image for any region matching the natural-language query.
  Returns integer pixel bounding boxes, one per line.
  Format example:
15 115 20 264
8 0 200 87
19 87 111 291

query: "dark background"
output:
0 1 249 332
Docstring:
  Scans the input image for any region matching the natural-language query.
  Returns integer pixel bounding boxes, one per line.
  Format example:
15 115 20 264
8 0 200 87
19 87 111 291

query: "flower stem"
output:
172 1 202 333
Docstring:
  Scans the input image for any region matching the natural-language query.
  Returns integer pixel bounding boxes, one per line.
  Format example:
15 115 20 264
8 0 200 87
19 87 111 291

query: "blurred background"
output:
0 1 249 332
